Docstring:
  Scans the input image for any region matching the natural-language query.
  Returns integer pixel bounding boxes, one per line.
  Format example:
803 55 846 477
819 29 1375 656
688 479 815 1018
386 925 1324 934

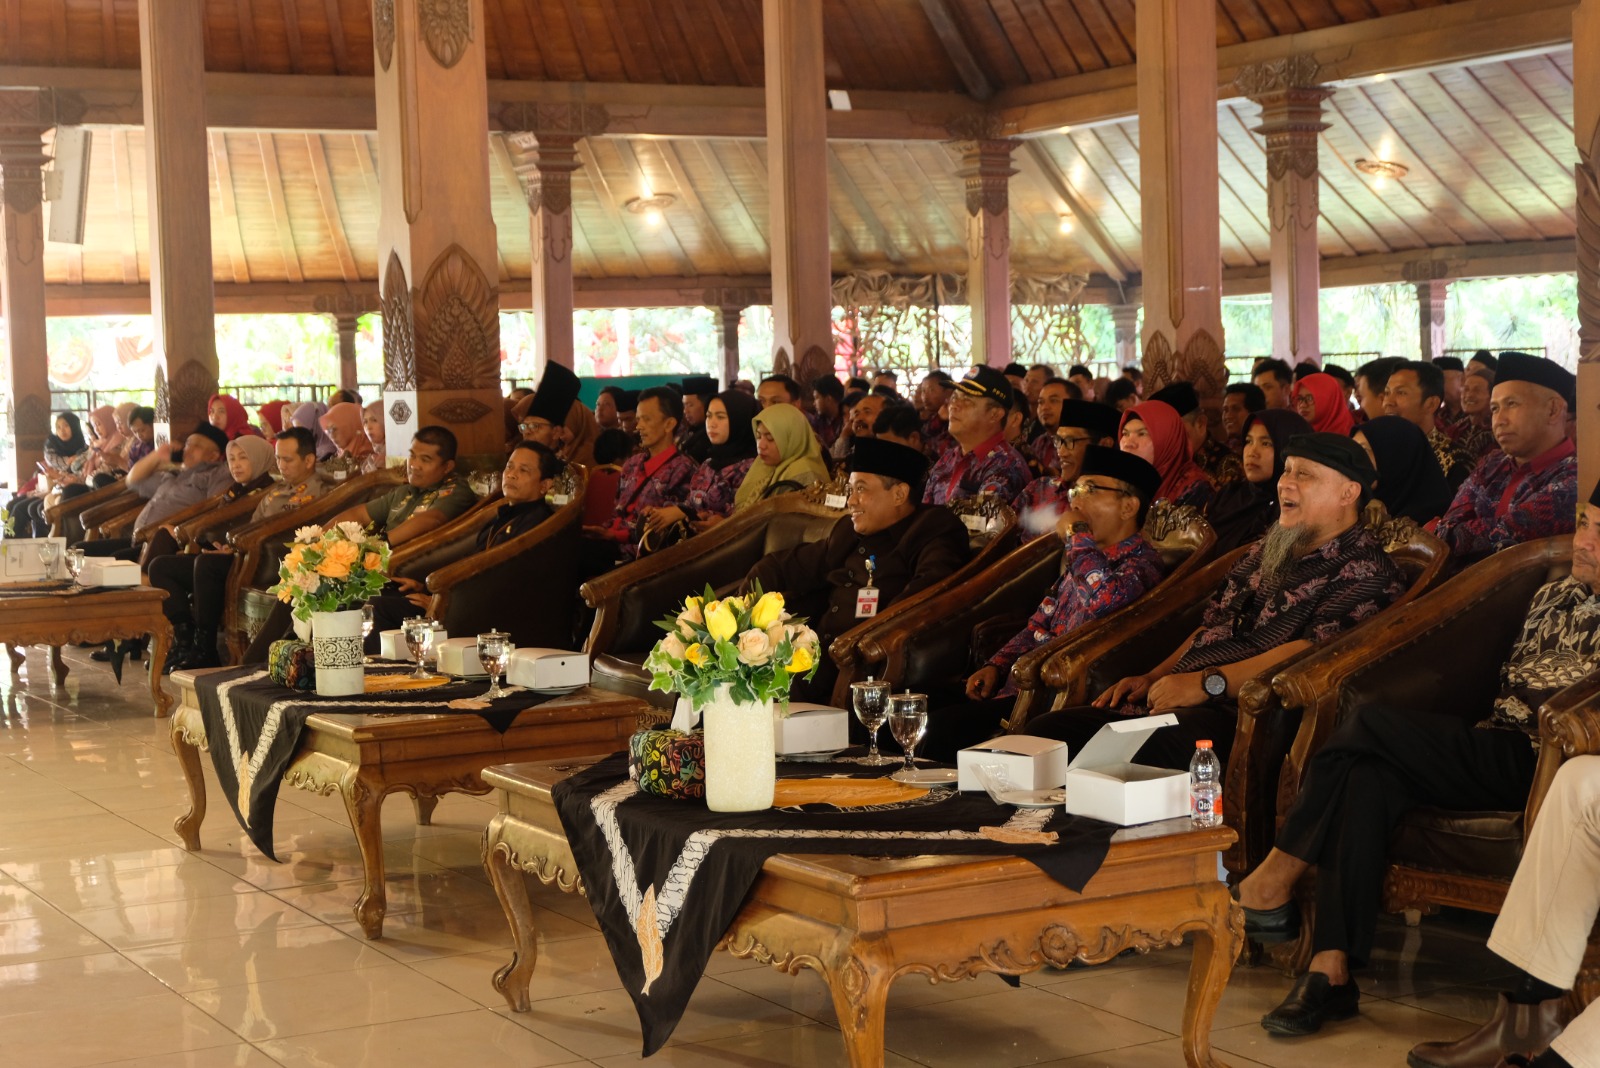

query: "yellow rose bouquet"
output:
644 584 821 710
267 521 392 622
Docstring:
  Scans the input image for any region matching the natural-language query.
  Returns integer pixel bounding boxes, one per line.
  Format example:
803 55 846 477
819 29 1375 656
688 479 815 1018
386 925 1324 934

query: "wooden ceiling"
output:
5 0 1466 91
38 48 1574 299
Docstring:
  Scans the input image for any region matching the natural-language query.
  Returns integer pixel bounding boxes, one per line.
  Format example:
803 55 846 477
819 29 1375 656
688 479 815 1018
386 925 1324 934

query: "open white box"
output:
957 734 1070 792
776 702 849 755
1063 713 1190 826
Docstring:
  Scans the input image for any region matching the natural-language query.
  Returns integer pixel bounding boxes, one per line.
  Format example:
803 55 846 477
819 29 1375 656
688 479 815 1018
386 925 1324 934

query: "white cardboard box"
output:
435 637 487 677
1062 714 1190 826
378 624 446 661
0 537 66 584
957 735 1070 792
79 558 140 587
775 703 850 755
506 648 588 691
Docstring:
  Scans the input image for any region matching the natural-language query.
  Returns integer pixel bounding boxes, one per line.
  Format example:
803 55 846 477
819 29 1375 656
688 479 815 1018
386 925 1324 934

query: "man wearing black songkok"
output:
1237 477 1600 1043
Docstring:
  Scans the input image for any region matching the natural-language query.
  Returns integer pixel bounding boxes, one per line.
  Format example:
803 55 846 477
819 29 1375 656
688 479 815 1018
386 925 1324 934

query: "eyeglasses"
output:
1054 434 1092 449
519 421 552 433
1067 480 1132 499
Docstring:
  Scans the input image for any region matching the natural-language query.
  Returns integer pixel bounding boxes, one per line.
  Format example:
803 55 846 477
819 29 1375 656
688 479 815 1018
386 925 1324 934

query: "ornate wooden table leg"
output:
146 618 173 717
413 794 439 826
822 947 893 1068
170 714 208 851
49 646 67 687
7 644 25 673
340 768 390 939
484 815 539 1011
1181 886 1244 1068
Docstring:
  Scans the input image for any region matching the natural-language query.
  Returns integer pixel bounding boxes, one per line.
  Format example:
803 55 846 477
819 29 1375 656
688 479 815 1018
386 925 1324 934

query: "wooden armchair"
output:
582 484 851 706
848 501 1215 713
222 468 404 659
79 490 146 540
1258 537 1597 993
170 490 274 551
46 481 131 541
1222 503 1451 874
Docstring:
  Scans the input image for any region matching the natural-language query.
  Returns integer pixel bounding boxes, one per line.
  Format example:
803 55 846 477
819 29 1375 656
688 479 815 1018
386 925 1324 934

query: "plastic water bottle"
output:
1190 740 1222 827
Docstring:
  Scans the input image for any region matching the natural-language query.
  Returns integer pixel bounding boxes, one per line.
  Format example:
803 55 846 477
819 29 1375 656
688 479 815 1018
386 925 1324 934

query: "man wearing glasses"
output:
1014 400 1122 541
917 447 1165 761
922 367 1033 507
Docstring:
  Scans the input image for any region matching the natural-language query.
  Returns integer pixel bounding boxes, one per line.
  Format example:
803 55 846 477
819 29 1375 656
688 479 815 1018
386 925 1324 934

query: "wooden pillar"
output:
502 104 608 379
333 312 360 392
1110 303 1140 370
1240 58 1330 369
715 304 743 386
0 90 75 485
952 132 1019 370
1575 0 1599 495
1136 0 1226 402
139 0 219 443
372 0 503 465
1416 278 1449 363
764 0 833 383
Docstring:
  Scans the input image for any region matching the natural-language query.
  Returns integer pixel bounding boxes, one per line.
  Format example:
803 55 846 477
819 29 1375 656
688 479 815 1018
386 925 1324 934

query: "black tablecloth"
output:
193 665 553 859
552 754 1119 1056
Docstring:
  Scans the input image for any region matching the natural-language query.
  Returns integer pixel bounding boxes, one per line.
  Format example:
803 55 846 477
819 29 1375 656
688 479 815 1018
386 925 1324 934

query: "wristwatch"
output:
1202 670 1228 698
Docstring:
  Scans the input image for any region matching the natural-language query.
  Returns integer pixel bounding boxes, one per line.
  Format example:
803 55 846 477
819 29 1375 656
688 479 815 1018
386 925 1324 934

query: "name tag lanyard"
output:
856 555 881 618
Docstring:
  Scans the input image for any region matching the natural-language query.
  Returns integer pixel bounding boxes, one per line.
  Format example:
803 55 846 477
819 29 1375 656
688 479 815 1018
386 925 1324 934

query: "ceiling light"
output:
643 209 663 227
1058 214 1074 234
1355 158 1409 180
624 193 676 221
1372 72 1388 82
1058 125 1073 135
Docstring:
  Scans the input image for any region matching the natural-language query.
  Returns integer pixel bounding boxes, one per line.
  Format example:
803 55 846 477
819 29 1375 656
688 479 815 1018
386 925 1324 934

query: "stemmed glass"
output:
65 547 86 587
477 631 512 700
850 678 892 765
36 541 59 581
360 605 374 665
402 617 436 681
887 692 929 778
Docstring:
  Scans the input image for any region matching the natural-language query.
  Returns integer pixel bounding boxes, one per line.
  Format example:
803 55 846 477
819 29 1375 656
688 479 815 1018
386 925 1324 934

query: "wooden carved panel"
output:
1143 328 1226 401
167 360 219 432
373 0 395 71
382 252 416 391
413 244 499 391
419 0 472 69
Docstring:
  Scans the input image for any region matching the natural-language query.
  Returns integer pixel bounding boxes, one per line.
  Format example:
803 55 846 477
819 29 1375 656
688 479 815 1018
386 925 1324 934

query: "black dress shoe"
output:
1261 971 1360 1036
1241 899 1300 944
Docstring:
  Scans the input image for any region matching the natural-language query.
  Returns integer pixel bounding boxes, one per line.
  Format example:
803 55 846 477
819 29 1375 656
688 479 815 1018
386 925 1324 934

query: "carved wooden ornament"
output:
413 245 500 392
419 0 472 69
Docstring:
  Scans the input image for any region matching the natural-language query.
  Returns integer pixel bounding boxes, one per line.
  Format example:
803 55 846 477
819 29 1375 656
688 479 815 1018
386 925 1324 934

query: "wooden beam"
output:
255 132 303 283
917 0 994 101
653 140 753 274
827 147 907 266
1013 141 1128 281
995 0 1579 135
110 128 139 284
611 138 698 275
208 131 252 284
1220 239 1578 295
303 132 358 281
321 0 349 74
574 138 651 277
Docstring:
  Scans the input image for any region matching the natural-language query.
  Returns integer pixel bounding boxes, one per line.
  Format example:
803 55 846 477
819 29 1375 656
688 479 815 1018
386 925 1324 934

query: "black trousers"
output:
364 592 421 653
14 496 47 537
1024 703 1238 769
1275 704 1537 966
148 553 235 628
919 695 1013 763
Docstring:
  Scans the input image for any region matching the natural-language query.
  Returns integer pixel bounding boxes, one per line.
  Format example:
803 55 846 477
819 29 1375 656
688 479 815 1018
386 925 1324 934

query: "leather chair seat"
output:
1390 807 1525 881
590 651 672 708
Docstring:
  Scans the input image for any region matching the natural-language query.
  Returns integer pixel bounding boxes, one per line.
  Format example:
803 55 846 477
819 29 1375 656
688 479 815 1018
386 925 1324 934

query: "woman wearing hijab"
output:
733 402 831 512
1207 409 1314 553
139 434 278 568
207 394 263 440
562 401 600 469
319 401 381 480
643 389 760 536
1291 372 1356 437
291 401 336 460
1353 414 1453 525
257 400 290 440
16 413 90 535
362 401 386 464
1117 399 1215 511
80 405 131 487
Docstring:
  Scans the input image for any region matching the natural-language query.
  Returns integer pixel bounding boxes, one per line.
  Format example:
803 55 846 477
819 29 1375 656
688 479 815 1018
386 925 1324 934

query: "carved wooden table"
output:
1 585 173 717
168 671 655 938
481 761 1244 1068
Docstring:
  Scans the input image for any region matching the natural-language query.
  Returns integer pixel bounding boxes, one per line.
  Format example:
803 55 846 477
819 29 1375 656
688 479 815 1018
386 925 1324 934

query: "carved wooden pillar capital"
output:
502 103 609 213
951 138 1020 217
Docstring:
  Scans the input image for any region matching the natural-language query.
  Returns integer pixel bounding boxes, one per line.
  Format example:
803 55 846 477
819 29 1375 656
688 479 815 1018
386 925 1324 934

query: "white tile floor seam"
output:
0 648 1518 1067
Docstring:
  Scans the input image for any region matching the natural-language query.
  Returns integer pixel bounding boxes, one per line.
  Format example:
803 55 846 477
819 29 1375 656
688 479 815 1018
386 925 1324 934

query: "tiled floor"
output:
0 647 1513 1067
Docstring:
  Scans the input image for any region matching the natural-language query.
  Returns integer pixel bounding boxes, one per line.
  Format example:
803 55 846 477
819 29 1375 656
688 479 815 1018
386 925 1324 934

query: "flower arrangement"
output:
268 522 391 621
644 584 821 709
0 505 13 538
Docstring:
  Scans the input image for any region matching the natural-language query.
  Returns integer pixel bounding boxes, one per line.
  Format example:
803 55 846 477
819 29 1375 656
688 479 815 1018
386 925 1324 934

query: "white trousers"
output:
1487 754 1600 1067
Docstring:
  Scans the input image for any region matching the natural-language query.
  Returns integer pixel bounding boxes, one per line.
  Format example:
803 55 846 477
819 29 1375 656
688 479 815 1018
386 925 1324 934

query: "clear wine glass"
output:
477 631 512 700
65 547 86 587
36 540 59 580
887 692 929 776
850 678 893 765
402 617 435 681
360 604 374 665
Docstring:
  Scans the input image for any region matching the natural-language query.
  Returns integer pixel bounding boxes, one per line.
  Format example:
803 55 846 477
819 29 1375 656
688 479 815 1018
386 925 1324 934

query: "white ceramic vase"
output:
292 615 312 643
700 685 776 813
310 608 365 697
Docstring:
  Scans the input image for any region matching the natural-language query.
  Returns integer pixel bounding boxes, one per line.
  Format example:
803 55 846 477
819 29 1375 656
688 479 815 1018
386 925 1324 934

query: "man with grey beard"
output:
1025 433 1408 769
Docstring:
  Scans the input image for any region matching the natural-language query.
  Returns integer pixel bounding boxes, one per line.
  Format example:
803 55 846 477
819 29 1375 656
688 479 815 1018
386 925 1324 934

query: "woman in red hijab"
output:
207 394 263 440
1118 399 1216 510
1291 373 1356 437
257 400 290 440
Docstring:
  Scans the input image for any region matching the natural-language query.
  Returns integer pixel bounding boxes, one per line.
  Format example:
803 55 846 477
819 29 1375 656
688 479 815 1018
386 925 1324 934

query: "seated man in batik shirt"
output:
922 367 1032 507
586 386 696 563
1014 400 1120 542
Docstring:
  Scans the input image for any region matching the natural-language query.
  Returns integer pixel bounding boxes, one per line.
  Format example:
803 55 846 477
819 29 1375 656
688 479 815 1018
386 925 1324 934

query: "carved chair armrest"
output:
389 490 502 575
424 494 583 605
134 490 249 546
171 491 263 547
80 494 144 538
98 501 146 539
1526 676 1600 830
45 481 130 535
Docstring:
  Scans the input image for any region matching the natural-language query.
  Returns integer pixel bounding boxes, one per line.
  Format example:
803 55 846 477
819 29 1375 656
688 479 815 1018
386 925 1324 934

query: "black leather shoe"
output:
1261 971 1360 1036
1241 899 1300 944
